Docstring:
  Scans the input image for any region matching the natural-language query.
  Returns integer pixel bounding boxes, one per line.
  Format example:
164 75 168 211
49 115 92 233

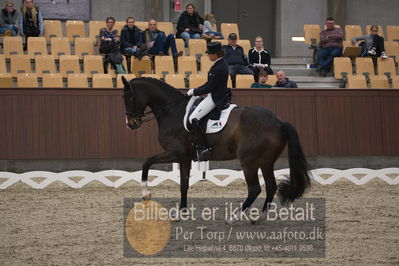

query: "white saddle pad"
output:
183 96 237 134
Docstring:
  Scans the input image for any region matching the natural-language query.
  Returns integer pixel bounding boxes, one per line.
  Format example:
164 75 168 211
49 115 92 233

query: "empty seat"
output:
27 37 47 58
92 74 113 88
237 40 251 55
51 37 71 58
178 56 197 76
17 73 38 88
116 74 136 88
0 73 13 87
3 36 24 59
74 38 95 58
164 74 185 88
10 55 32 77
83 55 104 77
188 39 207 57
88 20 106 42
266 75 277 86
200 56 212 74
131 56 152 76
158 22 174 36
304 24 321 45
0 54 6 73
366 25 384 38
59 55 80 77
345 25 362 40
134 21 147 31
44 20 63 42
377 57 396 77
67 74 88 88
114 21 125 34
235 75 255 88
42 73 63 88
107 55 128 78
392 76 399 88
385 43 399 63
333 57 352 79
35 55 56 77
66 20 85 41
141 74 161 79
221 23 240 39
387 25 399 42
347 75 367 89
154 56 174 75
355 57 375 77
189 74 207 88
370 75 389 89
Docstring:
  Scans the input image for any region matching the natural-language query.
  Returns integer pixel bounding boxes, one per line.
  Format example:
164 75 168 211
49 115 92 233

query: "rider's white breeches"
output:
189 94 216 123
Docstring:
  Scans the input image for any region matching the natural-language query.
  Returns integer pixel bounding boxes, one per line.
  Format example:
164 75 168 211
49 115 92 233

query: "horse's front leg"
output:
141 151 176 200
179 160 192 210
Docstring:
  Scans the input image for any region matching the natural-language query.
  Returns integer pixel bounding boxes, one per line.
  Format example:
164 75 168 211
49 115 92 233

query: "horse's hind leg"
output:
259 163 278 220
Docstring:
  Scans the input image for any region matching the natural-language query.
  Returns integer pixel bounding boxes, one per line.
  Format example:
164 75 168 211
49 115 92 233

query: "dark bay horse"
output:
121 77 311 222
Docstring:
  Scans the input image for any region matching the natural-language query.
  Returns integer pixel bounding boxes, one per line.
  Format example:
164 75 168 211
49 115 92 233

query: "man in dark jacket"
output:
222 33 253 76
186 42 230 161
275 70 298 88
0 1 19 36
120 17 143 56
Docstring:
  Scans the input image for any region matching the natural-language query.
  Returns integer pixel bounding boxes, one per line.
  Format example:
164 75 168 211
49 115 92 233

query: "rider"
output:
186 41 230 161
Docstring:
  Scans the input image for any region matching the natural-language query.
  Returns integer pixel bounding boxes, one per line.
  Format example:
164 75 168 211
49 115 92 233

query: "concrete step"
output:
297 82 339 88
271 57 313 65
273 68 319 76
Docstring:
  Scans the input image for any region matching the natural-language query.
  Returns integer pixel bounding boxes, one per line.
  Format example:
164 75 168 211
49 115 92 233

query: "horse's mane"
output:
132 77 185 99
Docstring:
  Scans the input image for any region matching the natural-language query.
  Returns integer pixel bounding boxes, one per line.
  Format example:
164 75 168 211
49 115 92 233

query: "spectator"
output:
99 17 126 74
352 25 388 59
120 16 144 57
275 70 298 88
142 19 183 58
222 33 253 77
250 70 272 88
19 0 43 49
176 3 204 47
202 13 223 41
248 36 273 82
0 1 19 36
317 17 343 77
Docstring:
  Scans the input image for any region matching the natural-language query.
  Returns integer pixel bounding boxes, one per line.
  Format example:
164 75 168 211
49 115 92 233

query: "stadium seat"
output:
221 23 240 39
17 73 38 88
235 75 255 88
174 38 185 56
92 74 113 88
140 74 161 79
42 73 63 88
178 56 198 76
386 25 399 42
35 55 56 77
304 24 321 45
10 55 32 77
200 56 212 74
67 74 88 88
345 25 362 40
0 73 13 87
384 43 399 63
131 56 152 76
83 55 104 77
66 20 85 41
134 21 147 31
366 25 384 38
369 75 389 89
391 76 399 88
3 36 24 59
88 20 106 43
107 55 128 78
74 38 95 59
164 74 185 88
44 20 63 42
0 55 7 74
333 57 352 79
188 39 207 57
355 57 375 77
377 57 396 77
59 55 80 77
189 74 207 88
347 75 367 89
266 75 277 86
51 37 71 58
114 21 125 34
237 40 251 55
116 74 136 88
154 56 175 76
27 37 48 58
212 39 228 46
158 22 174 36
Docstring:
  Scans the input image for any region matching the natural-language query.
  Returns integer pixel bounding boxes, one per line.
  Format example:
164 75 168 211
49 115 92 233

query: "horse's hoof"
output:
142 192 152 201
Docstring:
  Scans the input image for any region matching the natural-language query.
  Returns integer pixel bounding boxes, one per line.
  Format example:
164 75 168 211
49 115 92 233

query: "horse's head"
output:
122 76 147 130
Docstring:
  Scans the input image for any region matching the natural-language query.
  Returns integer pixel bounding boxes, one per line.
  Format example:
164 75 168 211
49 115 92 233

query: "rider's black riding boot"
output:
191 119 212 161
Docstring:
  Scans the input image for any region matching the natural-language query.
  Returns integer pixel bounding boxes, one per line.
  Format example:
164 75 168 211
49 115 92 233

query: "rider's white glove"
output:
187 88 194 96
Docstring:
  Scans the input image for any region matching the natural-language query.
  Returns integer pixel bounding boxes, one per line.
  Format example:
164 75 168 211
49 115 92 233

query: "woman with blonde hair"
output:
19 0 43 37
202 13 223 40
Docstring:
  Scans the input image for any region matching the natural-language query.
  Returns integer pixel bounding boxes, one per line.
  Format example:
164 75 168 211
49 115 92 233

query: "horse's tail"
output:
278 122 311 204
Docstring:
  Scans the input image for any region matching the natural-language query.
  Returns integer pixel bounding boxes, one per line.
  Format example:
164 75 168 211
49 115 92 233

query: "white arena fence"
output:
0 162 398 189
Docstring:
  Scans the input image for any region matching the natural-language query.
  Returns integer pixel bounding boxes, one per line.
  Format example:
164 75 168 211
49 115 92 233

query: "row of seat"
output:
0 54 220 77
43 20 240 43
1 36 252 59
304 24 399 45
333 57 397 79
346 75 399 89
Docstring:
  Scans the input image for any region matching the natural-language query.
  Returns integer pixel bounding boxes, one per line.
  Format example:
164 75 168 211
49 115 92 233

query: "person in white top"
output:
247 36 273 82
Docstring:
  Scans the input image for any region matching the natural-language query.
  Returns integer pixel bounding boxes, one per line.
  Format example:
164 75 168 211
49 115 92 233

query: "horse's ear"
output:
122 76 131 93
